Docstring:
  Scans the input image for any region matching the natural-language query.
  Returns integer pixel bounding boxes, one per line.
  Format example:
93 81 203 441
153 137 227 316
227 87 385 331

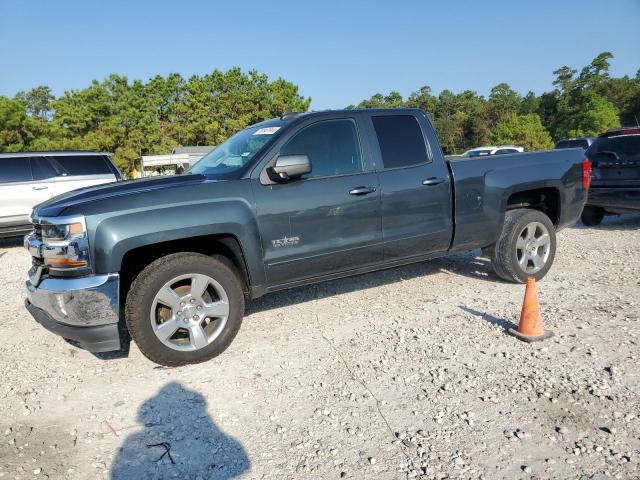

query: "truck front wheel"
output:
490 209 556 283
125 252 245 366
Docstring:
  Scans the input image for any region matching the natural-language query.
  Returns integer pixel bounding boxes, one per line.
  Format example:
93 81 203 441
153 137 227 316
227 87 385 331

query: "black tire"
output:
581 206 604 226
125 253 244 366
490 209 557 283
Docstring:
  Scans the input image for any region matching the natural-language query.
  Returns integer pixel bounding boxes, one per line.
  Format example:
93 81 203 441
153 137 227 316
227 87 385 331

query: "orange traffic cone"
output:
508 277 553 342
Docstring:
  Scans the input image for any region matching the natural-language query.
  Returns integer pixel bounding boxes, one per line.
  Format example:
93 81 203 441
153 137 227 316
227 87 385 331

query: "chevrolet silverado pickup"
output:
24 108 590 366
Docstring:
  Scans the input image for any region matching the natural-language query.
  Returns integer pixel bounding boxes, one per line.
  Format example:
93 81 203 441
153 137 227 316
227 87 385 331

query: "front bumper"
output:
25 273 121 352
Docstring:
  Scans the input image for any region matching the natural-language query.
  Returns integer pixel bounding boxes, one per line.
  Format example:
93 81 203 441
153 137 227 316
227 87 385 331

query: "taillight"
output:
582 159 592 189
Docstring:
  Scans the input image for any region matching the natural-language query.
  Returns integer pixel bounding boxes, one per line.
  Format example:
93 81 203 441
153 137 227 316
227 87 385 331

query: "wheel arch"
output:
505 186 561 226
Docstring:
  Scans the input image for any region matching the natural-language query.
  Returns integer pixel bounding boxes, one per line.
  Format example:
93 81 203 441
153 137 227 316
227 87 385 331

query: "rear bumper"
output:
586 187 640 213
24 273 121 352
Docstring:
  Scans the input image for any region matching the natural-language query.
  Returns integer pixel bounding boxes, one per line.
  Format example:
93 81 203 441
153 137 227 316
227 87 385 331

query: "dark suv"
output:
555 137 595 150
581 128 640 226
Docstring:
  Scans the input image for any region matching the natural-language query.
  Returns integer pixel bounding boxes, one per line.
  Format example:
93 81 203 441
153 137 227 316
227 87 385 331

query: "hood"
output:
33 174 207 218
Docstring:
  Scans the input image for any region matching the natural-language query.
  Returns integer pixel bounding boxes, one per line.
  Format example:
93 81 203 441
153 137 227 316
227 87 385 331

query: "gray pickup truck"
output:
24 108 589 366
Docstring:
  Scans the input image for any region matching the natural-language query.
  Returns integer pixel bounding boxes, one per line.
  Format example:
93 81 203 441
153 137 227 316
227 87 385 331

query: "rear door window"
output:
30 156 58 180
0 157 32 183
372 115 430 168
49 155 112 175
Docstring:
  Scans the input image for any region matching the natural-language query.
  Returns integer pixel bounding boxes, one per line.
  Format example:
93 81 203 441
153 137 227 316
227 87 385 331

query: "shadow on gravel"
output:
458 305 516 331
111 382 249 480
571 214 640 231
248 250 503 315
92 314 132 361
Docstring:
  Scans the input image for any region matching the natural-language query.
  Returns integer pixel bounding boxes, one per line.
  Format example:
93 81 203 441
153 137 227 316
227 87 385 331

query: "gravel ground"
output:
0 216 639 480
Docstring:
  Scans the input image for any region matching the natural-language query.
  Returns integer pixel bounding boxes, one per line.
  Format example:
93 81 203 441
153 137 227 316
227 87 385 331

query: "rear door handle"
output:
422 177 446 186
349 186 376 196
32 186 48 190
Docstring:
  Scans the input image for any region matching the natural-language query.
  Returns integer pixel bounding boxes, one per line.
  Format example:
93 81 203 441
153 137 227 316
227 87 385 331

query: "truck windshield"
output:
189 124 282 177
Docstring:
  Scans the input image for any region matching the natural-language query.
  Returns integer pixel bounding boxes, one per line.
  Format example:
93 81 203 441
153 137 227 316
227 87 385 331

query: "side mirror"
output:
267 155 311 182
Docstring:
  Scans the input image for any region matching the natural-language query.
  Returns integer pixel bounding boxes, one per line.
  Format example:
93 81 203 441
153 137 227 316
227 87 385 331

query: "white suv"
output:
0 151 122 238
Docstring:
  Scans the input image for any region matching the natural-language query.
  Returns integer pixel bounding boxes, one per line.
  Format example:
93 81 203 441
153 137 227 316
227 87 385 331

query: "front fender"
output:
88 198 265 288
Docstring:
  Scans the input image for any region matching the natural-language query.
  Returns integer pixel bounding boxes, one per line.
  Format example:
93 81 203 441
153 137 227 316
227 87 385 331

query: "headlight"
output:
37 217 91 271
42 222 84 242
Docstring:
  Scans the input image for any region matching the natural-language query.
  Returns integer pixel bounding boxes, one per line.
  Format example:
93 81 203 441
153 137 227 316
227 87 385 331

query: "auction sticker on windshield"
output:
253 127 280 135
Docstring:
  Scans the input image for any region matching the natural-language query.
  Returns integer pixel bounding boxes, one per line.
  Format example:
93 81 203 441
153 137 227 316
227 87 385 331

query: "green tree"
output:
0 96 29 151
15 86 54 119
487 83 521 126
493 114 553 151
351 91 405 109
520 91 540 115
27 68 311 171
566 94 621 137
407 86 437 113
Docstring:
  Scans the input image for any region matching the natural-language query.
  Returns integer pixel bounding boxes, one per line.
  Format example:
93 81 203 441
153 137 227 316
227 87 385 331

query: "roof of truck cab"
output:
272 107 425 120
0 150 111 158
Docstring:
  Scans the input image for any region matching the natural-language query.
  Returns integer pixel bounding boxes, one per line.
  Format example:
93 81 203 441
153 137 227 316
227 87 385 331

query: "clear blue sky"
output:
1 0 638 110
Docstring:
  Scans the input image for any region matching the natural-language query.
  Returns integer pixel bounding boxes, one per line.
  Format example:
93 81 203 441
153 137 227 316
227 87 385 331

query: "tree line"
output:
1 52 638 171
349 52 639 153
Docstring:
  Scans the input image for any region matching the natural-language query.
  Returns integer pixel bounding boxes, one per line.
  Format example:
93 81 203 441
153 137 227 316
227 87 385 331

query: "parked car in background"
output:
581 128 640 225
139 146 215 177
0 151 122 238
555 137 595 150
462 146 524 157
23 108 588 366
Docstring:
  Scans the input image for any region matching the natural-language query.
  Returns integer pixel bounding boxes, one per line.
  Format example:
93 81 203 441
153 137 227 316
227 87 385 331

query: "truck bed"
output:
445 149 587 252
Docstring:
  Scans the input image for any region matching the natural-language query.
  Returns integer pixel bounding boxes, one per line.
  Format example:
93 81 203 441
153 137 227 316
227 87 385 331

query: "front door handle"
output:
422 177 446 186
32 186 49 191
349 186 376 196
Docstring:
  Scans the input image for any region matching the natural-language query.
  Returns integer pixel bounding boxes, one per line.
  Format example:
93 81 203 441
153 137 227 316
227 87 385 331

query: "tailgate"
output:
591 157 640 188
589 134 640 188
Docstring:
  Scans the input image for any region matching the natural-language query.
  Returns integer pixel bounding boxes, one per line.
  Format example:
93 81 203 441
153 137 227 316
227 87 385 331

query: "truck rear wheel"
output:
581 206 604 226
125 252 244 366
490 209 556 283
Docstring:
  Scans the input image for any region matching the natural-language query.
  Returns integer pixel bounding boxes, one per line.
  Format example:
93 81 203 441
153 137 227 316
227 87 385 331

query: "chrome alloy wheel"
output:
150 273 230 351
516 221 551 274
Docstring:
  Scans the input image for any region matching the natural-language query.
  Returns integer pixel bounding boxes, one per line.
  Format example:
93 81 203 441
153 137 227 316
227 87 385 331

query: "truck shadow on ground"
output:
248 250 501 315
111 382 250 480
0 237 23 249
571 214 640 231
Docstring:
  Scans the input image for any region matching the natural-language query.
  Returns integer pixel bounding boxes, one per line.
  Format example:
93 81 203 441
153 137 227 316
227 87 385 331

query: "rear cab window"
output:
371 115 430 169
48 155 113 176
586 135 640 163
0 157 32 183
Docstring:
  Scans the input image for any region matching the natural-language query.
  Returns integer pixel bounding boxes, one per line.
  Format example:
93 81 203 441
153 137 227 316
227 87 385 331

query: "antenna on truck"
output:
280 108 297 120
